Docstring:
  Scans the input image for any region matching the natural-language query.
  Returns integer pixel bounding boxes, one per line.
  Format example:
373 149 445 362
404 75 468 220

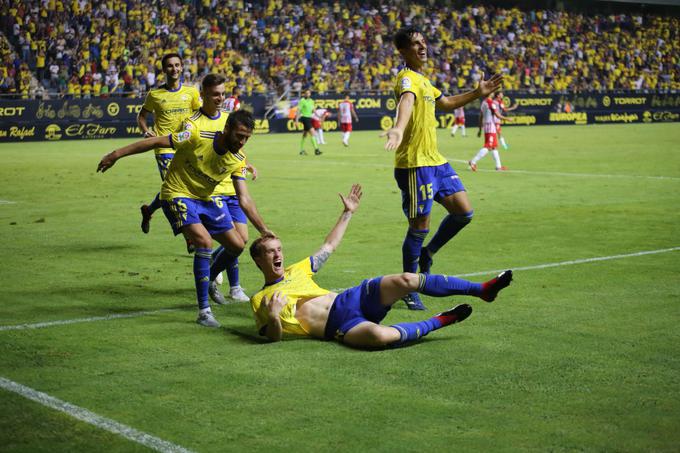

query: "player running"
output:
137 53 201 241
382 26 503 310
494 91 517 150
181 74 253 304
249 184 513 350
97 109 272 328
450 107 466 137
469 93 511 171
338 94 359 147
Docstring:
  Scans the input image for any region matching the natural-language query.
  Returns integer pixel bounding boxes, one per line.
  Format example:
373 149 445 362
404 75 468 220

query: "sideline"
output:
448 158 680 181
0 377 195 453
0 308 181 332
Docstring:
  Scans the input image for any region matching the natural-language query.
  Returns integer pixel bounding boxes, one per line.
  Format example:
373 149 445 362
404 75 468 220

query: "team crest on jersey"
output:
176 130 191 142
401 77 412 90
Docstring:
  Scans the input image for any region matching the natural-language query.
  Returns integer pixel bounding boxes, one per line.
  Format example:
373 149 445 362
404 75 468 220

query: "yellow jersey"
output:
160 121 247 201
141 82 201 155
393 68 447 168
186 108 242 197
250 258 331 336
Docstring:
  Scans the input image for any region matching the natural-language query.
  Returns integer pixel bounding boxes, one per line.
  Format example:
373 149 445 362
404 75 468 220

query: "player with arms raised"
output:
249 184 513 350
382 26 503 310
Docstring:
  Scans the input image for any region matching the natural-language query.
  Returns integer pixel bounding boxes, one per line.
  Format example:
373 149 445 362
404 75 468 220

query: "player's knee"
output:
364 327 395 347
454 210 474 224
397 272 420 291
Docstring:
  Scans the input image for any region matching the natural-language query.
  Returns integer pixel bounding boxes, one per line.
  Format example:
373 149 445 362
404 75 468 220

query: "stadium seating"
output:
0 0 677 98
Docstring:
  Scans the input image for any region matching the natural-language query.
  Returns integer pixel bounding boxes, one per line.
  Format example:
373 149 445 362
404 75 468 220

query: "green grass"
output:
0 123 679 452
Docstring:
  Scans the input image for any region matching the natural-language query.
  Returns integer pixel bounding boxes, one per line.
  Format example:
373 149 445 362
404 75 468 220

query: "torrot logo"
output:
45 124 62 140
0 107 26 117
602 96 611 107
107 102 120 116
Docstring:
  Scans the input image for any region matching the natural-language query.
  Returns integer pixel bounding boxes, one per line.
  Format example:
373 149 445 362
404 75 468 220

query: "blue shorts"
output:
161 197 234 236
324 277 390 341
155 152 174 180
212 195 247 224
394 163 466 218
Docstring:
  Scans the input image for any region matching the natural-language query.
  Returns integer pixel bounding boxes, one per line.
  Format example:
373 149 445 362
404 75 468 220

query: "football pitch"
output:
0 123 679 452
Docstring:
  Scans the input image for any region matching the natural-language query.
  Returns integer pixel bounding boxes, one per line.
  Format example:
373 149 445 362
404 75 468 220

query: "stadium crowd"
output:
0 0 678 98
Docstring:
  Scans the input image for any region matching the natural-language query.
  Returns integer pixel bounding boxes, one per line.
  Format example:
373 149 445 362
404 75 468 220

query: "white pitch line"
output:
0 377 195 453
0 308 181 332
454 246 680 278
0 200 17 204
1 247 678 332
449 159 680 181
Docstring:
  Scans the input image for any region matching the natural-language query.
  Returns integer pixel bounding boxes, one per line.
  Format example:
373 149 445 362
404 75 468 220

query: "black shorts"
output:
300 117 313 131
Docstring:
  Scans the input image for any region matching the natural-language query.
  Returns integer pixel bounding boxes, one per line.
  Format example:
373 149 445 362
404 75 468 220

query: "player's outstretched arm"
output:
311 184 363 272
233 178 273 237
96 135 170 173
381 92 415 150
263 291 287 342
436 73 504 111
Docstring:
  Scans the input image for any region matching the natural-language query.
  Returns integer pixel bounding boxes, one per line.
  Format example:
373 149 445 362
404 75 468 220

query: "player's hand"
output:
477 72 503 98
381 128 403 151
143 130 156 138
260 229 276 239
247 163 258 181
97 151 118 173
477 129 482 138
265 291 287 316
339 184 362 213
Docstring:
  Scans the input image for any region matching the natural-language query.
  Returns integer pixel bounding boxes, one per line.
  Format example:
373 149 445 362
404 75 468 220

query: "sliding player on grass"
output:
249 184 512 350
97 110 271 328
382 26 503 310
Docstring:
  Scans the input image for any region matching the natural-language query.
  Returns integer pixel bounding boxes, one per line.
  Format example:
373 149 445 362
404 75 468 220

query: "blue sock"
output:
226 257 240 287
194 248 212 310
426 211 473 254
148 193 162 215
391 318 442 345
402 228 429 272
210 246 238 282
417 273 482 297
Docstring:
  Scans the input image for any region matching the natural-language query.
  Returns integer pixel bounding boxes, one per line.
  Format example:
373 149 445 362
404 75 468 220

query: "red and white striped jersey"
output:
224 96 240 112
312 108 328 121
338 100 354 123
481 98 498 133
454 107 465 119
